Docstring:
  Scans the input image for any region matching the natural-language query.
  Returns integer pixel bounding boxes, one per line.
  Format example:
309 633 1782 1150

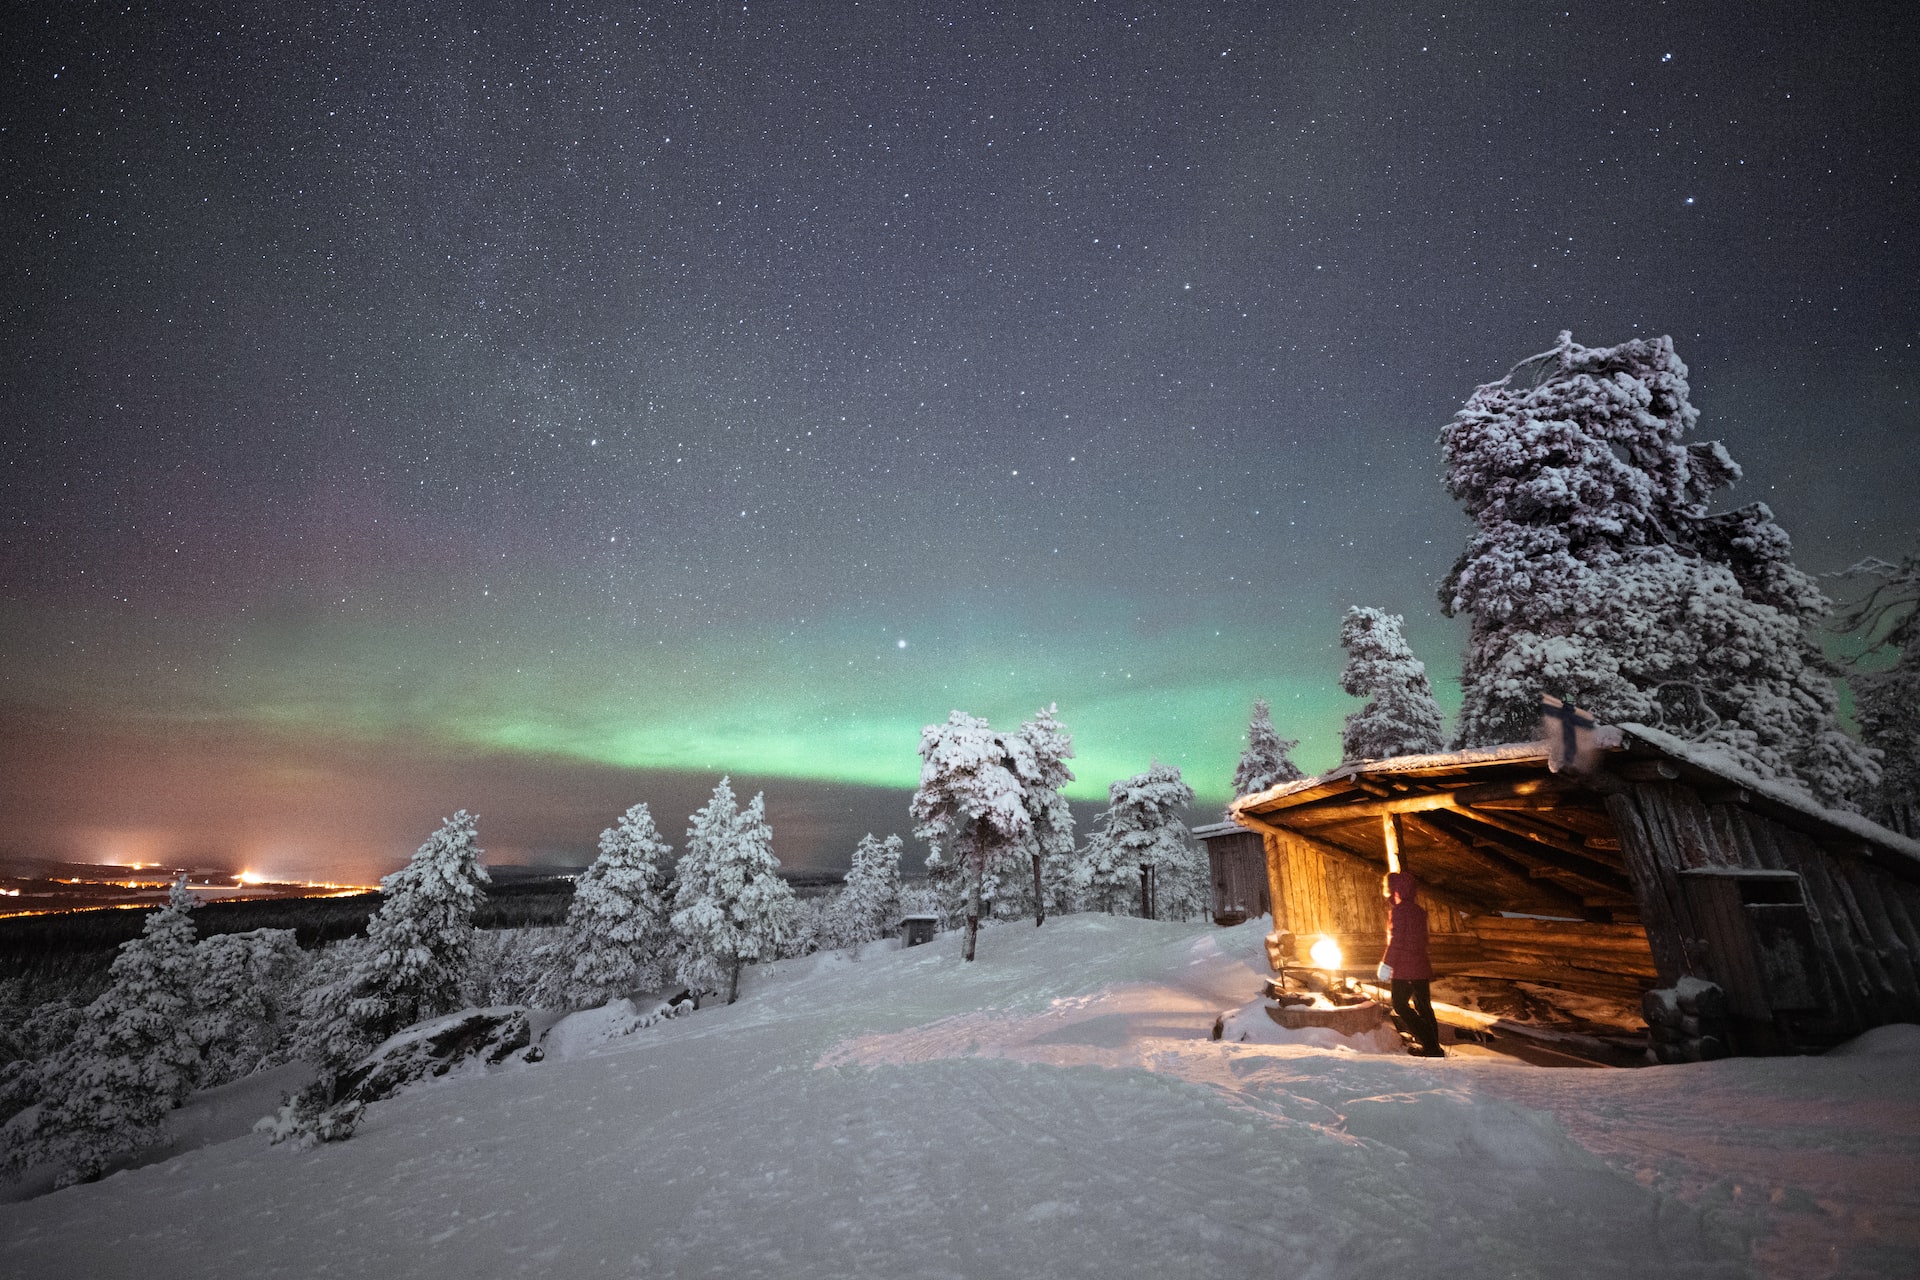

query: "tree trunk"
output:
726 955 742 1005
1140 863 1156 920
965 855 983 961
1032 852 1046 927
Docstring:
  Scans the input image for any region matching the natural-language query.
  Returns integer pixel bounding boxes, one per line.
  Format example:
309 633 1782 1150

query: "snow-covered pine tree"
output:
538 802 676 1009
1078 764 1203 921
6 878 204 1186
1232 699 1305 797
1440 331 1877 807
671 781 797 1005
1837 555 1920 835
1338 607 1447 762
190 928 307 1087
1000 704 1077 926
821 834 904 950
911 711 1032 960
324 811 489 1077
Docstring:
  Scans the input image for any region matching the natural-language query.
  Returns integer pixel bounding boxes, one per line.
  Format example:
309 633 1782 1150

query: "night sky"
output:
4 3 1916 882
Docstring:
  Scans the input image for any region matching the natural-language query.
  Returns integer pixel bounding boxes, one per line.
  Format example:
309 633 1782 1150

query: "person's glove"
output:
1376 961 1393 981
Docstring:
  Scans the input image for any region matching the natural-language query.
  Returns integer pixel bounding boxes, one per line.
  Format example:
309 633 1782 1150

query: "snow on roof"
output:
1231 739 1558 815
1227 721 1920 874
1615 723 1920 866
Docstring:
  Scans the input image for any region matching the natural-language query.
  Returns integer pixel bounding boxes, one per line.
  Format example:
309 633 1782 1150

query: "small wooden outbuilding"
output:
1193 820 1270 925
1227 723 1920 1055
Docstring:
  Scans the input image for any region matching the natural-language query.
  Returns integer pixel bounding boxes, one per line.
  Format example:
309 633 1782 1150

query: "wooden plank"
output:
1827 862 1904 1006
1839 862 1920 1021
1263 833 1291 937
1680 872 1767 1020
1767 820 1873 1030
1602 784 1702 985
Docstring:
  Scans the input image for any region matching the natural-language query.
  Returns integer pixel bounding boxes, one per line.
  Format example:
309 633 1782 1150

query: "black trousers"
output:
1391 978 1441 1053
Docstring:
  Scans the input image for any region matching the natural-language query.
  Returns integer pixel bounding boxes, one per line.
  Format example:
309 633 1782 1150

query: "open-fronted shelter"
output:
1227 723 1920 1055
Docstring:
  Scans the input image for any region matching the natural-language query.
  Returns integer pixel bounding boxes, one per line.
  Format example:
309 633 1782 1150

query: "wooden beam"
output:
1235 811 1383 878
1450 802 1598 861
1403 812 1586 914
1279 775 1584 826
1418 811 1635 907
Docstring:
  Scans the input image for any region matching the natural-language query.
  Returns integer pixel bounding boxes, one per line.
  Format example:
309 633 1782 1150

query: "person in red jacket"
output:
1380 871 1444 1057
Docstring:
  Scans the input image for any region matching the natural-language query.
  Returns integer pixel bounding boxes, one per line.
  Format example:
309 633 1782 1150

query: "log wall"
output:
1605 779 1920 1048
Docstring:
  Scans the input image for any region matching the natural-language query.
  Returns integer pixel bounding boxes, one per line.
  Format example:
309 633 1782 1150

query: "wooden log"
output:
1412 812 1614 911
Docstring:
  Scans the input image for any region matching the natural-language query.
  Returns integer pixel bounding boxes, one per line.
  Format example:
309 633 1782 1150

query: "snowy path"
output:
1 916 1913 1278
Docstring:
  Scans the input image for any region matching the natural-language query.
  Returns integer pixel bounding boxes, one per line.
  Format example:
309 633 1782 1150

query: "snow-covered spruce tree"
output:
1338 606 1447 762
1440 331 1877 807
1837 555 1920 835
538 802 676 1010
1078 764 1204 920
997 704 1078 925
671 780 797 1005
5 878 204 1186
1232 698 1305 798
911 711 1032 961
821 834 904 950
190 928 307 1087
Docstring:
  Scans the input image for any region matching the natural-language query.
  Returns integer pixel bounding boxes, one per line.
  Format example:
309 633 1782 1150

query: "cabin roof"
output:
1227 724 1920 917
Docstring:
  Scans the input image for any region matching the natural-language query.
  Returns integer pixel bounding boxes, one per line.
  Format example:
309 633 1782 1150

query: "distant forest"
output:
0 868 851 996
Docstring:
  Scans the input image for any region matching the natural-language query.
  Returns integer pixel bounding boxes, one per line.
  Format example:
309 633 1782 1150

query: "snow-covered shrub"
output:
671 779 799 1005
465 926 564 1008
1232 698 1305 798
1338 606 1447 762
1441 331 1877 807
1077 764 1206 921
536 802 676 1010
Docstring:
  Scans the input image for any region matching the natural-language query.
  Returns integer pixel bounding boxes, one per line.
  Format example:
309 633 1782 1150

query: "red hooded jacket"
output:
1382 871 1433 981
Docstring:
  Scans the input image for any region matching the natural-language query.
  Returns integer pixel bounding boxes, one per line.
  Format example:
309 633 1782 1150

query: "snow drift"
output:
3 916 1916 1279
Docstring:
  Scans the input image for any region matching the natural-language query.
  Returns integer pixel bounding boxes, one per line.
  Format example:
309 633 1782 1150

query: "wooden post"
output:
1382 814 1405 874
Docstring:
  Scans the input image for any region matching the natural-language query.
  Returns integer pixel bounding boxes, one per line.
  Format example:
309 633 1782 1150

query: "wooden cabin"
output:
1227 723 1920 1055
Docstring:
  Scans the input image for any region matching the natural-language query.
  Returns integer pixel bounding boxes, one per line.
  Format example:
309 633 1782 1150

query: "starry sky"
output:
3 3 1916 882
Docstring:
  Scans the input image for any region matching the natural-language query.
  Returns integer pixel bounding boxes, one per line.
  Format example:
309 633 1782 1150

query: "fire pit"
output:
1263 987 1387 1035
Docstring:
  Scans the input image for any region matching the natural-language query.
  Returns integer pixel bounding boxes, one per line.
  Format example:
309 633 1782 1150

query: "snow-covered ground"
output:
4 916 1917 1279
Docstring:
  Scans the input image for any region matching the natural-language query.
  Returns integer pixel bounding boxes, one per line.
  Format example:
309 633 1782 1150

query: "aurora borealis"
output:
4 5 1916 881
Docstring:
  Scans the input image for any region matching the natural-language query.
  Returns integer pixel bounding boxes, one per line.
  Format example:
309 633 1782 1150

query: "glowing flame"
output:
1308 937 1344 971
236 871 266 886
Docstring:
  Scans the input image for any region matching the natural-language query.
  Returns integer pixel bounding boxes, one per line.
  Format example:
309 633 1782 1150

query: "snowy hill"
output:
4 916 1917 1278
